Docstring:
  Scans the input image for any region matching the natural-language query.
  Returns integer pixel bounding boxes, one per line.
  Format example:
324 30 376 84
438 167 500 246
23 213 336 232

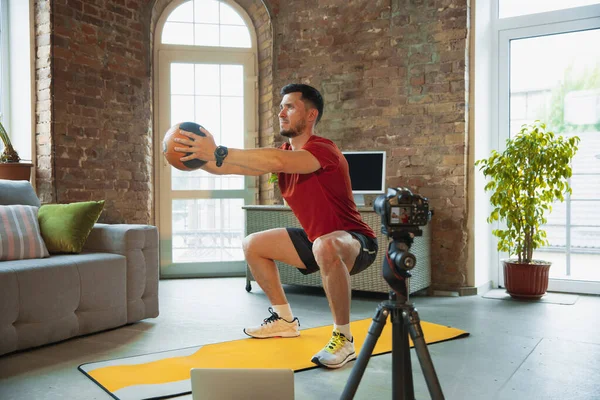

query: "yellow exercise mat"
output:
79 317 469 400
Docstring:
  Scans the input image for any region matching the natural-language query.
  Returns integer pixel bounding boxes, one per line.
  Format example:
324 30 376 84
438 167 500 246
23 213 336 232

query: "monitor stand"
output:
353 194 365 207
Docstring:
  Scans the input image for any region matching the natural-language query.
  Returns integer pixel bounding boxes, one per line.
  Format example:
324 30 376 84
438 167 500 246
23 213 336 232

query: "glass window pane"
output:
221 96 244 148
500 0 600 18
194 24 219 47
171 63 194 95
220 25 251 48
172 168 213 190
195 96 221 140
570 132 600 175
509 29 600 137
171 95 195 126
544 201 566 226
162 22 194 45
571 201 600 227
172 167 244 191
194 0 219 24
571 175 600 200
571 226 600 250
195 64 220 96
171 198 245 262
510 29 600 283
220 3 246 25
540 225 566 248
167 1 194 23
220 64 243 96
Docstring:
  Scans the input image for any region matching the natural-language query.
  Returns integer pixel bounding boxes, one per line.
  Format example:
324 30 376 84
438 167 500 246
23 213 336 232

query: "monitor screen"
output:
342 151 386 194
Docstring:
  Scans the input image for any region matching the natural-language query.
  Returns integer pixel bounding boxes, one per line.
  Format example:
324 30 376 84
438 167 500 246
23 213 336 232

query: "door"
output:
158 50 257 277
499 17 600 294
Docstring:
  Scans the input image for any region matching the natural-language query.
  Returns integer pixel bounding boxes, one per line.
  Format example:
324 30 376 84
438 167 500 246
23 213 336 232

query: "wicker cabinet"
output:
243 205 431 294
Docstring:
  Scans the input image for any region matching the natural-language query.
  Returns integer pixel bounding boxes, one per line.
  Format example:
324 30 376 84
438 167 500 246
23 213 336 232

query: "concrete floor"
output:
1 277 599 400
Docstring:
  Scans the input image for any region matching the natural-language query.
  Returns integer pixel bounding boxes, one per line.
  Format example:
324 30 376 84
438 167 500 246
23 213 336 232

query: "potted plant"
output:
475 121 580 299
0 121 34 181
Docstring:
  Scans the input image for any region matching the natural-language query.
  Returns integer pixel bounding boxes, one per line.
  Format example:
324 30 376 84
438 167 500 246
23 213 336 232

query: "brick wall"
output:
267 0 470 289
34 0 54 204
35 0 470 289
36 0 154 223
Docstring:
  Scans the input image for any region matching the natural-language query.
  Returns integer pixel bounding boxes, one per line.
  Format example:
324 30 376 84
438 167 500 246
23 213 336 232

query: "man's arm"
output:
200 161 265 176
224 147 321 174
174 128 322 175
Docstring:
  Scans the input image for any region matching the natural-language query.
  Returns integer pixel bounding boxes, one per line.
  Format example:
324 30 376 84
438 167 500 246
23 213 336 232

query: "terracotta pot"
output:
0 162 34 181
503 259 551 300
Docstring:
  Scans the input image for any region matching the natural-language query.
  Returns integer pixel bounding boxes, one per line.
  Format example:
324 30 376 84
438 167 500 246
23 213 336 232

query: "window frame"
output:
0 0 9 128
492 2 600 294
153 0 260 278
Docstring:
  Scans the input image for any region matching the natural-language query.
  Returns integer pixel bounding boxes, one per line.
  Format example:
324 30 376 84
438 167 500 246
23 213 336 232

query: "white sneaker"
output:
311 330 356 369
243 307 300 338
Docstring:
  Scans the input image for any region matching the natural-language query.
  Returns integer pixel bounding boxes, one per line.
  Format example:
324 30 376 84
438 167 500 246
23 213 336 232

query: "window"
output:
162 0 251 48
155 0 258 277
0 0 8 130
495 1 600 293
499 0 600 19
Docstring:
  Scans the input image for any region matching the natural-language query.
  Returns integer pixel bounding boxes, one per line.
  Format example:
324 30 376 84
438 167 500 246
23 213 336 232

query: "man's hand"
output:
174 126 217 162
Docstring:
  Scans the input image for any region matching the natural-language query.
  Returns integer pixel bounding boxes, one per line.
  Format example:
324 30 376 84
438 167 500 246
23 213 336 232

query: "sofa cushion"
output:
0 253 127 355
0 205 49 261
38 200 105 254
0 179 41 207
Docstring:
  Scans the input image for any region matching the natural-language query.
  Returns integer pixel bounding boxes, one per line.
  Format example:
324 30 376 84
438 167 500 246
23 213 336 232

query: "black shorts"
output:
286 228 378 276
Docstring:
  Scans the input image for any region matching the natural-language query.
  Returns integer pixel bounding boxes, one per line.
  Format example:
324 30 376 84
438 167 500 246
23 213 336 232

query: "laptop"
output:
190 368 295 400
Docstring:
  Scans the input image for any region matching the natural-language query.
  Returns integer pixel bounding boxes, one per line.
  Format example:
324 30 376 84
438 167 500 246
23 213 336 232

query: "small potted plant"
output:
475 121 580 299
0 121 33 181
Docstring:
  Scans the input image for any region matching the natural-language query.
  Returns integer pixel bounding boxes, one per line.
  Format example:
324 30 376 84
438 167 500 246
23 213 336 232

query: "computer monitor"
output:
342 150 386 206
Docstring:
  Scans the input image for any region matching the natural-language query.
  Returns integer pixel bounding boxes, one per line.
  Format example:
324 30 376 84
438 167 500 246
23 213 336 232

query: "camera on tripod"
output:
373 187 431 288
373 187 430 239
342 187 444 400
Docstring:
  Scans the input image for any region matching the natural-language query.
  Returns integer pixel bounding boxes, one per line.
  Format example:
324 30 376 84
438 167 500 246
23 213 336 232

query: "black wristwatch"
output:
214 145 229 167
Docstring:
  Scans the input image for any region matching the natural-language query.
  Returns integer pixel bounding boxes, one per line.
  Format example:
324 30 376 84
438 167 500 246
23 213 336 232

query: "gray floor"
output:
1 278 599 400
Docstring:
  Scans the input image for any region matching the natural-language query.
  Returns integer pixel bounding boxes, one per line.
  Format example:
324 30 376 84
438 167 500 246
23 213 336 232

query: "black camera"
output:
373 187 431 238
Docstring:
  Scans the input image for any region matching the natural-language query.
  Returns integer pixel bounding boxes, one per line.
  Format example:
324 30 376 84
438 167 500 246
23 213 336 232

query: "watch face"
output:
216 146 228 156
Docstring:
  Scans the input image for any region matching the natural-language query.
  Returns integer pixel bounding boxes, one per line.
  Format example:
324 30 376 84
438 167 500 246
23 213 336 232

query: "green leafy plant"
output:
0 121 21 162
268 172 278 184
475 121 580 264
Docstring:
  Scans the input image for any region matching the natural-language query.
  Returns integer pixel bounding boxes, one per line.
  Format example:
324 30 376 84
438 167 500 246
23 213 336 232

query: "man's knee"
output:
313 235 343 269
242 232 260 256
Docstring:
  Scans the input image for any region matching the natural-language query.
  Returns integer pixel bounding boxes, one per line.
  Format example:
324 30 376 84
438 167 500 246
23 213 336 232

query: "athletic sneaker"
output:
311 330 356 369
243 307 300 338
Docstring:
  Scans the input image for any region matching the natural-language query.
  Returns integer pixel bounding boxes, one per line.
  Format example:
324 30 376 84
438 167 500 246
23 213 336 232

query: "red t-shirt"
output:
278 135 376 242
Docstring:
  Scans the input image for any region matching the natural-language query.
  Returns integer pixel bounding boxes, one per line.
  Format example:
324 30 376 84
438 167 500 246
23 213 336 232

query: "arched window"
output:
162 0 252 48
154 0 258 278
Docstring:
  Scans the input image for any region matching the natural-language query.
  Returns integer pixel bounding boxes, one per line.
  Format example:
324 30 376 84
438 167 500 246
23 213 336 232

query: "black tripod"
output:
341 236 444 400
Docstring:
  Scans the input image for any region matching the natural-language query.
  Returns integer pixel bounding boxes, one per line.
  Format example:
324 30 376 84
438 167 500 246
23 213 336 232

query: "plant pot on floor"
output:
0 162 34 181
503 259 551 300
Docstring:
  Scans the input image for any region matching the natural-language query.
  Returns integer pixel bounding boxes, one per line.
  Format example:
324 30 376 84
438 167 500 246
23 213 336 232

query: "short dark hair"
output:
280 84 324 124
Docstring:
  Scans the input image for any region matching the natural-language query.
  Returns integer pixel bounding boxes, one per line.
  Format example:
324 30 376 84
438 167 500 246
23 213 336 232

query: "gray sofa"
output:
0 180 159 356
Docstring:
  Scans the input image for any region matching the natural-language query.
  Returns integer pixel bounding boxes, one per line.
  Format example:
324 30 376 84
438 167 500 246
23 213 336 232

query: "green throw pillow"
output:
38 200 105 254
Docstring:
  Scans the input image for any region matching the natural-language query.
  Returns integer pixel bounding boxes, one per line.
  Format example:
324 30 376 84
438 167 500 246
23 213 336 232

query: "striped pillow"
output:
0 205 49 261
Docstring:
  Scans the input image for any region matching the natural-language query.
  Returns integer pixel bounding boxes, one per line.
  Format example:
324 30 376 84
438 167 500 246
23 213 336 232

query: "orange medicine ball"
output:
162 122 208 171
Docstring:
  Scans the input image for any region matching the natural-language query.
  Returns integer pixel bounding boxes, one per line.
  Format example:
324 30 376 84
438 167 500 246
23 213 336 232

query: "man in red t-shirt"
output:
173 84 379 369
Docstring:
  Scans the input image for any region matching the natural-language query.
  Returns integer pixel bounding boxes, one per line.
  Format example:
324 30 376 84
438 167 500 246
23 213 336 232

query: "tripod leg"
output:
340 306 388 400
406 308 445 400
392 308 412 400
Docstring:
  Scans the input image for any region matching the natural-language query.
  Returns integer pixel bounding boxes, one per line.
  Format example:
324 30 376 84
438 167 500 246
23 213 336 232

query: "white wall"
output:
6 0 34 161
472 0 498 288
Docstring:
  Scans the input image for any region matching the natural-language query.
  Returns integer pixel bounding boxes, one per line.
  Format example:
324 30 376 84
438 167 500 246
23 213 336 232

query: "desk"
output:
243 205 431 294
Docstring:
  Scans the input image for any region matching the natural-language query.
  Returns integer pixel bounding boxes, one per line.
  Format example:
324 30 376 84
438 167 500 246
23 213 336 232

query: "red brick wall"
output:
37 0 154 223
267 0 470 289
35 0 470 289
